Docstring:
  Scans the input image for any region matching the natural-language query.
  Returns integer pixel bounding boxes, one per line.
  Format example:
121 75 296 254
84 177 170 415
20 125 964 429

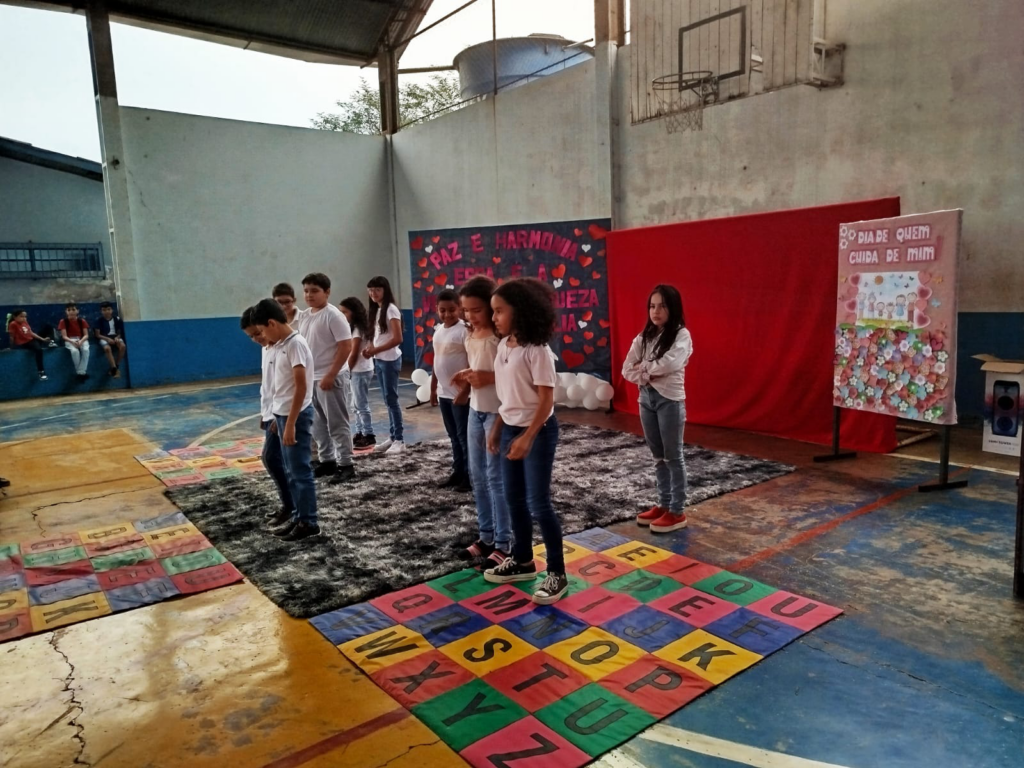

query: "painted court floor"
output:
0 378 1022 768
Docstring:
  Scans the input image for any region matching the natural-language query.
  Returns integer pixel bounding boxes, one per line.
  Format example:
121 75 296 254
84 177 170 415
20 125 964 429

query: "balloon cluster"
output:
409 368 613 410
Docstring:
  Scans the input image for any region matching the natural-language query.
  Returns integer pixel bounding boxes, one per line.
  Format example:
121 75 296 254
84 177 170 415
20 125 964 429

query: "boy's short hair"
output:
271 282 295 299
301 272 331 291
436 289 459 304
99 301 113 310
65 301 78 310
250 298 287 326
240 306 254 329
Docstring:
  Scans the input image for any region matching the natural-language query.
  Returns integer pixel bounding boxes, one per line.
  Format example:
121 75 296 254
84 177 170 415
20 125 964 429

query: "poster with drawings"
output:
834 210 962 425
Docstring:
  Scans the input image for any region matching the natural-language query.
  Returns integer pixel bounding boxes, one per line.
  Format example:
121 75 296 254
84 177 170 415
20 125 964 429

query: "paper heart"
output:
551 265 567 279
569 277 581 287
492 257 501 264
917 286 932 300
588 224 609 240
584 344 594 355
850 274 861 286
562 349 585 368
582 311 593 321
417 257 427 268
434 275 447 285
845 285 859 300
845 312 858 325
425 245 433 253
410 236 424 250
553 279 563 288
415 325 424 333
426 285 434 293
584 331 594 340
578 256 593 268
413 281 422 288
416 338 425 347
915 299 928 311
432 236 441 243
422 271 429 278
427 335 433 343
581 244 591 253
597 249 605 257
597 338 608 347
918 271 931 285
426 318 436 328
414 309 422 318
578 321 588 329
563 335 573 344
915 313 930 328
592 271 602 279
574 228 583 237
599 319 611 329
447 284 454 290
844 299 858 312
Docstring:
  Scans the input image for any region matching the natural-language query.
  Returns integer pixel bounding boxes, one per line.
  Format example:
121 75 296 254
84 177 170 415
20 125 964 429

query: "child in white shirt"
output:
430 290 472 491
364 276 405 454
339 297 376 449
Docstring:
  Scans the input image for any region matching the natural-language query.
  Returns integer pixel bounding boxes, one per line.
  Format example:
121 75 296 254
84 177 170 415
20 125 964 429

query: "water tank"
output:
453 34 594 100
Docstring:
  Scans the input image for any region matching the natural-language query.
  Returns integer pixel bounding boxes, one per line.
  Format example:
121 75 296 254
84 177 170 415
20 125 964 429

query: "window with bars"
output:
0 243 105 279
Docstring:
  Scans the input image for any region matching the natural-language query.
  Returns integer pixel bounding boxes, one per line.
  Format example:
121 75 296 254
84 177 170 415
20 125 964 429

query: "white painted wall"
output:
391 59 611 306
617 0 1024 313
119 108 392 320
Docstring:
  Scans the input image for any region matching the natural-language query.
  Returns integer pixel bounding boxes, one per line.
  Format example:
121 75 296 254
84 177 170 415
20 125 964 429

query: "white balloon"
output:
416 383 431 402
583 393 601 410
411 368 431 386
557 372 576 388
596 382 614 401
579 374 602 391
554 386 568 404
566 384 586 403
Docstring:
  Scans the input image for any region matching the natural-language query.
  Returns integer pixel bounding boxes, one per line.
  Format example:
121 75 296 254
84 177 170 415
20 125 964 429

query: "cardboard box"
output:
974 354 1024 456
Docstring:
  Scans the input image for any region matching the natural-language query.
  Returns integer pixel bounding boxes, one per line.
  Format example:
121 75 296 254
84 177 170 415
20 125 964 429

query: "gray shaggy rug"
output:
165 424 793 618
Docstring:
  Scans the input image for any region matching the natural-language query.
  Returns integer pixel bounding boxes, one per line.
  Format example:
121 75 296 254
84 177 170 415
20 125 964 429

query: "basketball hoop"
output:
652 71 719 133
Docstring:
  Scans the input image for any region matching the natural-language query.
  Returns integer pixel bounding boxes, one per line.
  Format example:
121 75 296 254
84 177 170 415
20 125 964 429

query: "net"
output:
652 71 720 133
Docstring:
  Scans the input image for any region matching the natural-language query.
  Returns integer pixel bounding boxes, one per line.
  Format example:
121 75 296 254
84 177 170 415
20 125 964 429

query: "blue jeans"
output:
348 370 375 436
261 420 293 514
374 358 404 442
639 386 687 513
502 416 563 573
272 406 317 525
439 398 470 478
468 408 510 552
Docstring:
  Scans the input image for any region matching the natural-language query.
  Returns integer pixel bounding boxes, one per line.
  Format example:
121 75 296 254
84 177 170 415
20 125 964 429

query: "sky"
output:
0 0 596 161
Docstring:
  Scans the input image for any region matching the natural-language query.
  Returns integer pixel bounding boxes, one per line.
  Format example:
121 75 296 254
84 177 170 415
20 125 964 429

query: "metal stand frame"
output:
1014 435 1023 599
918 425 969 493
813 407 857 462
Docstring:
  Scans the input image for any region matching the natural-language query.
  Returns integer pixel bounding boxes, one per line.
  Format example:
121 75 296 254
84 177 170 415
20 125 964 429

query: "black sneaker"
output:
360 434 376 449
438 473 460 489
313 460 338 478
454 476 473 493
330 465 357 484
352 433 365 448
109 367 118 377
266 507 292 524
484 557 537 584
282 521 321 541
272 519 299 538
0 477 10 489
457 539 495 562
39 372 48 381
533 572 569 605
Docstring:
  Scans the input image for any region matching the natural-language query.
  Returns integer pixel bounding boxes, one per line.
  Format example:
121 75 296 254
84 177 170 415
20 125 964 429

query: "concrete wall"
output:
117 108 392 385
0 155 115 305
391 59 610 307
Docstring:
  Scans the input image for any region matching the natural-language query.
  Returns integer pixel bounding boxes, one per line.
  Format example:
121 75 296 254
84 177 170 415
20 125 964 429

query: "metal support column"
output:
594 0 626 228
378 46 400 135
86 0 141 321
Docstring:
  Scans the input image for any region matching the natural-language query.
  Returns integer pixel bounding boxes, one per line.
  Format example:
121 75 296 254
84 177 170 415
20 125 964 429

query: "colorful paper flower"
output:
937 351 948 362
926 382 935 394
914 375 926 386
898 401 909 412
922 345 932 357
934 362 946 374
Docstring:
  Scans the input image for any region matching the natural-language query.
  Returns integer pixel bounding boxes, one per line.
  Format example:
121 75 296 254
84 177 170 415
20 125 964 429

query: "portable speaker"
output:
991 380 1020 438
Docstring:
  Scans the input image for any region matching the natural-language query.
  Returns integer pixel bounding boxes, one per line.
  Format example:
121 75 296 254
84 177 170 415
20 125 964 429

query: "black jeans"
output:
15 340 44 372
438 397 470 478
502 416 563 573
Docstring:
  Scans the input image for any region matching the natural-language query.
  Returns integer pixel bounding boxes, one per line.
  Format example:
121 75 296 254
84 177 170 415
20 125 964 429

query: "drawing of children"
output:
907 292 917 326
867 293 876 318
875 302 886 322
885 302 895 321
857 292 866 319
895 295 907 322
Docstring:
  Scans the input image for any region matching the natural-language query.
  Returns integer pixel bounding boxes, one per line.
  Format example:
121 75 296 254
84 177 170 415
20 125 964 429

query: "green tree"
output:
311 73 464 134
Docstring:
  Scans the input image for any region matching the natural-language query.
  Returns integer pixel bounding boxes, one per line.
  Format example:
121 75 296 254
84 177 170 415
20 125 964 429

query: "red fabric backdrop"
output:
607 198 900 453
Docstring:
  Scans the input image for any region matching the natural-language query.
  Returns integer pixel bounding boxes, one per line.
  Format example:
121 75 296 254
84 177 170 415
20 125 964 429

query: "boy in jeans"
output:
251 298 320 542
94 302 127 377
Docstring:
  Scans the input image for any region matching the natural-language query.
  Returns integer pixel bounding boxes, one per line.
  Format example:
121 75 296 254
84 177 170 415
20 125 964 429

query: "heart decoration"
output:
579 256 593 268
844 312 858 325
426 285 434 293
918 271 932 285
588 224 609 241
592 271 602 279
574 228 583 236
597 249 606 257
583 345 595 355
570 278 581 287
423 352 434 366
410 236 424 250
415 325 424 334
493 257 501 264
562 349 585 368
427 335 433 343
599 319 611 329
426 318 436 328
432 236 441 243
584 331 594 340
917 286 933 300
551 265 567 279
425 245 433 253
413 281 422 289
844 299 858 312
417 257 427 268
915 299 928 311
850 274 861 286
581 244 592 253
578 321 588 329
582 311 593 321
915 313 931 328
597 338 608 347
422 271 429 278
416 338 425 347
446 284 454 290
563 335 573 344
553 279 563 288
434 275 447 285
414 309 422 318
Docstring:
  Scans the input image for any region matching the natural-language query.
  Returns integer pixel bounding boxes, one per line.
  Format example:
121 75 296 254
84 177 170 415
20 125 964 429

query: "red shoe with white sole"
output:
637 506 667 526
650 511 688 533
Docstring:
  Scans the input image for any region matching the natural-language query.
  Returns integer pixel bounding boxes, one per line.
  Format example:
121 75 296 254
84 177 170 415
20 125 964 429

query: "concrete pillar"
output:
594 0 626 226
86 1 141 321
378 47 400 135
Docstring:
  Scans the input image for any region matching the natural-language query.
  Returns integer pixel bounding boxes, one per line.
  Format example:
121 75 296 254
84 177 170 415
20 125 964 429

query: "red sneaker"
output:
637 506 667 526
650 511 688 533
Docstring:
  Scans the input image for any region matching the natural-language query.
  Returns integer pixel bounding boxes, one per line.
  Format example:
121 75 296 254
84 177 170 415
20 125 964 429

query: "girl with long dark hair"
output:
339 296 376 449
363 276 405 454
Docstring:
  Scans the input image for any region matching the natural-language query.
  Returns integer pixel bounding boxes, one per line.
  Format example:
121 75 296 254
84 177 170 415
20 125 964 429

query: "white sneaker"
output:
385 441 406 455
374 439 393 453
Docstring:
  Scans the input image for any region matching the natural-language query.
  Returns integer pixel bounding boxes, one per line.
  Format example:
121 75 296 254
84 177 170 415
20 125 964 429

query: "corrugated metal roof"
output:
8 0 433 64
0 136 103 181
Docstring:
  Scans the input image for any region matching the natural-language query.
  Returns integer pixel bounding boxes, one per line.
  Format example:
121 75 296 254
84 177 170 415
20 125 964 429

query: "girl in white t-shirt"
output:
482 277 567 606
451 276 509 567
621 284 693 534
364 276 405 455
340 297 376 450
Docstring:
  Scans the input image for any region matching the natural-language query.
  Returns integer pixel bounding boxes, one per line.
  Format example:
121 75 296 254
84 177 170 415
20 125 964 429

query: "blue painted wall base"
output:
124 318 260 388
1 343 129 401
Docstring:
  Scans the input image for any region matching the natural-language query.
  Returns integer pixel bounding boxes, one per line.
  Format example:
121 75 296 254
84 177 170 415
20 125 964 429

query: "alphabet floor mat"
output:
310 528 842 766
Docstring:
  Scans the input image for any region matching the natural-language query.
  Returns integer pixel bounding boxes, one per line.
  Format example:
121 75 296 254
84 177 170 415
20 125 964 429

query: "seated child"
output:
58 302 91 380
93 301 127 378
7 308 56 380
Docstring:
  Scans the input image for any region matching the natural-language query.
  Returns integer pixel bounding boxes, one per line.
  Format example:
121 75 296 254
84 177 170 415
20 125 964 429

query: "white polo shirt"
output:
304 304 352 381
272 331 314 416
